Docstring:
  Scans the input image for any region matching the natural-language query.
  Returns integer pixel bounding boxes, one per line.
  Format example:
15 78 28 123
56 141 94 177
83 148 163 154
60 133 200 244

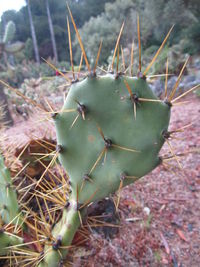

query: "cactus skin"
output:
40 205 87 267
0 231 23 256
0 154 24 256
55 74 170 203
0 154 21 225
3 21 16 44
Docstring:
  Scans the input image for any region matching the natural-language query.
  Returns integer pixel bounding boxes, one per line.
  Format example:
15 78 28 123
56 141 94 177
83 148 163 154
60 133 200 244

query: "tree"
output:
45 0 58 62
73 0 137 64
26 0 40 63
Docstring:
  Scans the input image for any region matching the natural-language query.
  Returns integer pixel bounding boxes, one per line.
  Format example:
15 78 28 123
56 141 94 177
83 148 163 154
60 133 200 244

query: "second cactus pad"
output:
0 155 21 225
55 74 170 204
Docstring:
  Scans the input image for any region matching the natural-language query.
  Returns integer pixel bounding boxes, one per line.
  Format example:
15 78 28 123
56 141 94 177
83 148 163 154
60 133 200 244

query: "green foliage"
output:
0 0 199 64
0 0 115 61
74 0 137 64
75 0 199 66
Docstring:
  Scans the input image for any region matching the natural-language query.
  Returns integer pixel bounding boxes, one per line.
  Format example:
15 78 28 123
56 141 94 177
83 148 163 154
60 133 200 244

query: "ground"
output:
72 94 200 267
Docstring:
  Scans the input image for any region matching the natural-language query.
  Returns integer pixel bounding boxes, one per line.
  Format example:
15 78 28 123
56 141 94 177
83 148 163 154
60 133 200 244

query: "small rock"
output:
143 207 150 216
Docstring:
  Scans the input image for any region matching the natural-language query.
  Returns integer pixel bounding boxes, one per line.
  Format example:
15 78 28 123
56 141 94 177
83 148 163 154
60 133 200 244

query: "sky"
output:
0 0 26 18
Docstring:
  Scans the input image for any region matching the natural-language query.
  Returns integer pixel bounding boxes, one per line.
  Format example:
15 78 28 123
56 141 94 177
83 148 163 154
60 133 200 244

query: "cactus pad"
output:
0 155 21 225
55 74 171 204
3 21 16 44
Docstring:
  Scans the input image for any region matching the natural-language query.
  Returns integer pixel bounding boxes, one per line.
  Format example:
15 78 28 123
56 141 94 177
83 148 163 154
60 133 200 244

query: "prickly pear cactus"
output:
55 75 170 204
0 20 24 59
3 21 16 44
0 7 199 267
0 154 23 255
0 154 20 224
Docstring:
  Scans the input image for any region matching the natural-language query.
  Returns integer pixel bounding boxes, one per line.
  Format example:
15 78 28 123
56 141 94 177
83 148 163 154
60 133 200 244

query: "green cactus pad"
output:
55 74 171 204
0 231 23 256
0 155 21 225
